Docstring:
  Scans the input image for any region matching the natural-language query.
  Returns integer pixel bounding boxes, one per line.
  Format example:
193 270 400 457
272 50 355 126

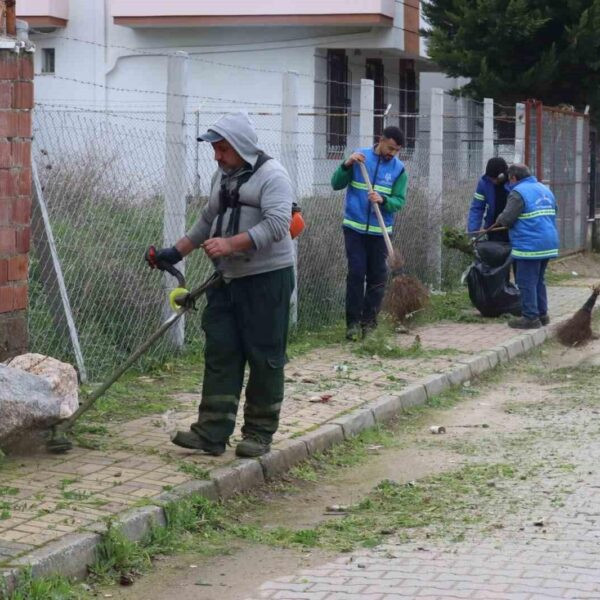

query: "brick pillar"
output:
0 50 33 360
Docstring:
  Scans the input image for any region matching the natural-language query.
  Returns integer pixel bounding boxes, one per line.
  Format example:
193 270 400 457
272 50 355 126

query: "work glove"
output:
145 245 182 270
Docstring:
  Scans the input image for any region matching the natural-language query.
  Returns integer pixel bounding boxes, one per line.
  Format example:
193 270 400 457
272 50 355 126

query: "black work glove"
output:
145 245 183 270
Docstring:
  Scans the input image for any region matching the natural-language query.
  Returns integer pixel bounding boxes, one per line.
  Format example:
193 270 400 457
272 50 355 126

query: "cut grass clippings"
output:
231 463 518 552
353 318 461 360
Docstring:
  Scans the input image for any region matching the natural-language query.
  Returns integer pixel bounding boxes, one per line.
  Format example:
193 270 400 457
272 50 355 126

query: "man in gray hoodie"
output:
146 112 295 458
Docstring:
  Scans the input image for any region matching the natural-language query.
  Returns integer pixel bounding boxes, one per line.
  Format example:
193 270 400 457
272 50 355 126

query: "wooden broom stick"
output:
357 161 396 262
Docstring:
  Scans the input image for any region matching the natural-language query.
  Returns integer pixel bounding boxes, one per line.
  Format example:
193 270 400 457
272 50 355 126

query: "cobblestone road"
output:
243 284 600 600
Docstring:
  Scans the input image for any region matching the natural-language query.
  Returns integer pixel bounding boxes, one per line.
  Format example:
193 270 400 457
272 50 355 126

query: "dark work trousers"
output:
514 258 549 320
343 226 388 328
191 267 294 445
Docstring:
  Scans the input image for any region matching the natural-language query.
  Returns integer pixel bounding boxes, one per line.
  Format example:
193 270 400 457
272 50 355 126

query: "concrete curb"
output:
1 320 564 590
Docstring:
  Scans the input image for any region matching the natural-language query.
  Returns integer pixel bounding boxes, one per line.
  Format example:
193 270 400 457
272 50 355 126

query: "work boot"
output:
235 436 271 458
171 431 226 456
540 314 550 326
508 316 542 330
345 324 361 342
361 321 377 339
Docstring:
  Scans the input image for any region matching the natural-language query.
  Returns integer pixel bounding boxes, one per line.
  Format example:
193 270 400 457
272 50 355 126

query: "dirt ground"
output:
98 330 600 600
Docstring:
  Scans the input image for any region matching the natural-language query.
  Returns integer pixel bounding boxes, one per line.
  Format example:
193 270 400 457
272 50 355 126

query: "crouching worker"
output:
146 112 295 458
491 164 559 329
467 157 510 243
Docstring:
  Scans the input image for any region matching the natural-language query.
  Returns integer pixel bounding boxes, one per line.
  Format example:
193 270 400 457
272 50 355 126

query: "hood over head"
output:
197 112 262 168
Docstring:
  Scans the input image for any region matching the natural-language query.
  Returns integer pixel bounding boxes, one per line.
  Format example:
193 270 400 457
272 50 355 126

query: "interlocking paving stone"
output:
0 284 589 577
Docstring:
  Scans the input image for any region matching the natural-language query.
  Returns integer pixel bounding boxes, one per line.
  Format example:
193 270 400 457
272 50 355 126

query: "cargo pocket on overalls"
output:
266 355 287 370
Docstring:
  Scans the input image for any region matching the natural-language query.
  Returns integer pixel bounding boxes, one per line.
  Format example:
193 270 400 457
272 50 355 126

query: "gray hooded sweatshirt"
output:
186 112 295 280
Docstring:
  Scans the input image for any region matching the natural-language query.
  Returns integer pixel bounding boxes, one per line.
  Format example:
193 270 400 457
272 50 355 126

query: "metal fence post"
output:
32 162 88 383
514 102 526 163
359 78 375 147
574 115 585 250
282 71 300 327
457 97 469 177
281 71 299 189
193 107 202 199
483 97 494 168
164 51 189 348
428 88 444 288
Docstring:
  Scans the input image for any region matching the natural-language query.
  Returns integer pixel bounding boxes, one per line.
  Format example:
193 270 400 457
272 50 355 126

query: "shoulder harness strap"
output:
214 152 272 238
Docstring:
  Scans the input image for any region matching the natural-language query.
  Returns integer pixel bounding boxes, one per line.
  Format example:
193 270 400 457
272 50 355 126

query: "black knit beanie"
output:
485 157 508 179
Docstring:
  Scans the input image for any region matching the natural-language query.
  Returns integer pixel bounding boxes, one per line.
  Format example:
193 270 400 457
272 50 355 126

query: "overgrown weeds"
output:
1 568 88 600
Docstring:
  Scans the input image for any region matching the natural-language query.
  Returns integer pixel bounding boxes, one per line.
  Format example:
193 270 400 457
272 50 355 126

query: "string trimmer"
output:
45 251 222 454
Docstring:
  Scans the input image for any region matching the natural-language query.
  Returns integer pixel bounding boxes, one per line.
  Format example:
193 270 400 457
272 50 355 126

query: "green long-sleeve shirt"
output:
330 160 408 213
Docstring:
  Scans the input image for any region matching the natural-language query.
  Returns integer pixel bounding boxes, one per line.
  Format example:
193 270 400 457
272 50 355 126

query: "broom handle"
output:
357 161 395 258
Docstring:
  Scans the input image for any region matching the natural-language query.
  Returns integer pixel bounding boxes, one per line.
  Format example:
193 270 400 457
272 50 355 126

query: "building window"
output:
42 48 55 74
399 59 417 148
326 49 350 157
366 58 385 140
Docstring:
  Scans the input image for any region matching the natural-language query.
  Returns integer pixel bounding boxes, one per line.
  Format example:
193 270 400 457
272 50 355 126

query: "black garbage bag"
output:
465 241 521 317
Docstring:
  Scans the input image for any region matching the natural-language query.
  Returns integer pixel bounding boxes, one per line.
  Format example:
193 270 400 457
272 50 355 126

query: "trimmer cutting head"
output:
46 426 74 454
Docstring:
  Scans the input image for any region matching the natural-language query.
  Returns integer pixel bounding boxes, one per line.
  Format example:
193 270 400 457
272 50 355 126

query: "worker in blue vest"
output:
491 164 559 329
331 126 408 340
467 157 510 243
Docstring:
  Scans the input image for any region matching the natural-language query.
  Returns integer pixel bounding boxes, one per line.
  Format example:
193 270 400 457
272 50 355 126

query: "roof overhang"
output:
20 16 68 28
112 0 395 28
18 0 69 28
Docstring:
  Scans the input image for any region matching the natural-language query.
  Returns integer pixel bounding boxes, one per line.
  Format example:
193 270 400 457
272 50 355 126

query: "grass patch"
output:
544 270 578 285
89 496 233 586
2 568 89 600
177 462 211 480
289 425 398 482
288 322 345 357
352 318 460 360
89 522 152 584
74 346 205 428
412 288 509 326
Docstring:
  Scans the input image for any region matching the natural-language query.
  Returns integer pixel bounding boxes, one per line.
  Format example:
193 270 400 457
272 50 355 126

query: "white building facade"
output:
19 1 432 129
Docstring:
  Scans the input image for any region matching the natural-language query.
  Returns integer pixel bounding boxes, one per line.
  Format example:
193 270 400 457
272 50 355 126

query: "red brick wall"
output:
404 0 420 55
0 50 33 360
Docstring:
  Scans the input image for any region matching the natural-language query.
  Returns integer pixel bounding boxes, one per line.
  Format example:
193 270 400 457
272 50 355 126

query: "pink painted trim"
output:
111 0 395 18
17 0 68 20
114 14 393 27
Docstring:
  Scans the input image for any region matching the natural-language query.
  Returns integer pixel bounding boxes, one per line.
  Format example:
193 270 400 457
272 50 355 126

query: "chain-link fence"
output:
28 79 584 380
524 100 589 253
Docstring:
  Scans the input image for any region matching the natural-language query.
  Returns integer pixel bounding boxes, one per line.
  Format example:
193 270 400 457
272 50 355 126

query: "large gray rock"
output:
0 354 79 449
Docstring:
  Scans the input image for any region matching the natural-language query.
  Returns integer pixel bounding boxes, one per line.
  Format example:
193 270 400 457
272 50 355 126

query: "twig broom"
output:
556 284 600 347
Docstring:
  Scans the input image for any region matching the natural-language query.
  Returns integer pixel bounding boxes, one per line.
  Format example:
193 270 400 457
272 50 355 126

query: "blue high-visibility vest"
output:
343 147 405 235
509 176 559 260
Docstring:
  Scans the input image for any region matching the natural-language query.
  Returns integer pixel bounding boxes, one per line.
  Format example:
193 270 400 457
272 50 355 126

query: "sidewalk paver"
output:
0 284 591 580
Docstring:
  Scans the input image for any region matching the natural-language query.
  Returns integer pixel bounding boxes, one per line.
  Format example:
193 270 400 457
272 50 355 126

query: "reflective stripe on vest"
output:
343 218 392 233
512 248 558 258
518 209 556 220
350 180 393 195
